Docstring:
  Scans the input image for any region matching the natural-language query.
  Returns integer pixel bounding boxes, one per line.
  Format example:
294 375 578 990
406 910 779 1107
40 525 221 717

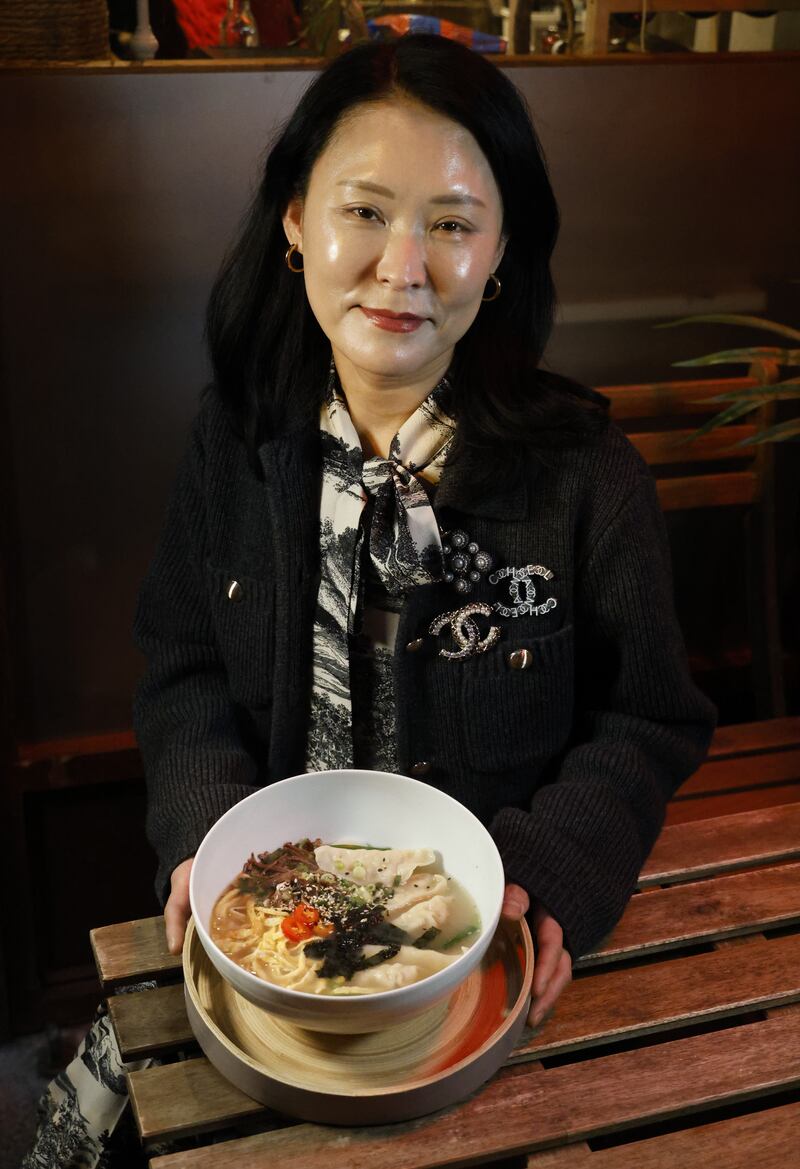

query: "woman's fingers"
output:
529 950 572 1026
501 882 530 920
499 890 573 1027
164 856 195 954
531 904 564 999
528 902 572 1026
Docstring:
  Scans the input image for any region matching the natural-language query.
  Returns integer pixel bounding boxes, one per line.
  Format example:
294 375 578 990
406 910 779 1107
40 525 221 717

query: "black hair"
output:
206 34 608 474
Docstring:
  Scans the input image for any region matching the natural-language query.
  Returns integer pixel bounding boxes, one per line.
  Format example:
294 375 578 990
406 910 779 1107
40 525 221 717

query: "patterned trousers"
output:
22 993 153 1169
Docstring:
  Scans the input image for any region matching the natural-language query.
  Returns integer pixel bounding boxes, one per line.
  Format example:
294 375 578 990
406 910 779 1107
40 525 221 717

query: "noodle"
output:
213 896 340 994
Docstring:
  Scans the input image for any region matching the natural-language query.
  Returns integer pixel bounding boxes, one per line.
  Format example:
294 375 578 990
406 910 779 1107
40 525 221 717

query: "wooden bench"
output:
91 785 800 1167
599 370 785 719
666 716 800 822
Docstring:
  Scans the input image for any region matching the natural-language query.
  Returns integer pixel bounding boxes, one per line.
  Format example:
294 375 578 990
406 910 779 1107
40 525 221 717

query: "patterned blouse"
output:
348 467 436 773
305 366 453 775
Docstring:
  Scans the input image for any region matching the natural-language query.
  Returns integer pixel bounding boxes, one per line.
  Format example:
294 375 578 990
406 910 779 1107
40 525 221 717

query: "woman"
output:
138 31 716 1011
26 32 715 1168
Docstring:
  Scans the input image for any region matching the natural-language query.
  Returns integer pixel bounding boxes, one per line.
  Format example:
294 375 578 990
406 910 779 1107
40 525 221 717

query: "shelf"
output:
1 48 799 75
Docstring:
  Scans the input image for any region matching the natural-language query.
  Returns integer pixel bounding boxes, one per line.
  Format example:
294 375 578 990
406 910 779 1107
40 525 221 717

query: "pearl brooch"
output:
441 530 494 596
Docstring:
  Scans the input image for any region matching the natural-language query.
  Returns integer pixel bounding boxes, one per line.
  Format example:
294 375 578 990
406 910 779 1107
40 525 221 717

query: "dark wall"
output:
1 59 799 741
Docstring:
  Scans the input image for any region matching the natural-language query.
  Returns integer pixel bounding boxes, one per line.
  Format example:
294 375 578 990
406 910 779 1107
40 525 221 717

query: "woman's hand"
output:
501 883 572 1027
164 857 195 954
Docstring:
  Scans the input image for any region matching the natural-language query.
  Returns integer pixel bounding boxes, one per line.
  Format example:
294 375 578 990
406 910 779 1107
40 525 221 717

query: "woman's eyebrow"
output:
336 179 486 208
336 179 393 197
428 192 486 208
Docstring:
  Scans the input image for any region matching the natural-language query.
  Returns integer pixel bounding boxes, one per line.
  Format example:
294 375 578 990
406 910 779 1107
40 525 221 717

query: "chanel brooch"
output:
429 602 501 660
489 565 558 618
441 530 494 596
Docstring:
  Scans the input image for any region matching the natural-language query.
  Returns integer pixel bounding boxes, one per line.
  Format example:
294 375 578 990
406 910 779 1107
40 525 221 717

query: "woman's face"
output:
282 97 507 387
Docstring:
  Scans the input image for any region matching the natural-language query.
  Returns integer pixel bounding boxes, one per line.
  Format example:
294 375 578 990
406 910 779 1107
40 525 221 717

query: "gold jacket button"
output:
227 579 243 602
508 648 533 670
410 761 432 777
406 638 425 653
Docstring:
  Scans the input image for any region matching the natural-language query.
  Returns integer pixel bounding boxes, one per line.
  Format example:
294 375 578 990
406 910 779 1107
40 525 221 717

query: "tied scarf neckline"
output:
304 361 456 772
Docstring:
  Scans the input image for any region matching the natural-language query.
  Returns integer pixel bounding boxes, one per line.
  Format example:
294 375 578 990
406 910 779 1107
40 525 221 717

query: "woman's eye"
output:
437 220 470 234
348 206 381 222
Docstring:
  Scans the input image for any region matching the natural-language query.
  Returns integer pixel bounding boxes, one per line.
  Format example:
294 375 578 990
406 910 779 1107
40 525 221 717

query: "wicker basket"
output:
0 0 110 61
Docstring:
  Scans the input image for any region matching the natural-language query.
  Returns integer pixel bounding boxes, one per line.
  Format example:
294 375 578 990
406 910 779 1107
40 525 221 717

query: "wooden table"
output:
91 800 800 1168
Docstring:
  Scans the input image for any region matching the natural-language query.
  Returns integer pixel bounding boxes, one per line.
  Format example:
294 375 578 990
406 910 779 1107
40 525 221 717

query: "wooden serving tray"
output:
182 915 533 1125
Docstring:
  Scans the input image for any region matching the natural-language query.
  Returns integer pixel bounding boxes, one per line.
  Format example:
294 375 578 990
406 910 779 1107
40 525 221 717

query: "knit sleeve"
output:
489 468 717 959
133 409 259 905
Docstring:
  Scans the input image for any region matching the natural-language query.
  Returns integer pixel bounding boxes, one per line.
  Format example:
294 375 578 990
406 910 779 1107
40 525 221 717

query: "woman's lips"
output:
359 307 427 333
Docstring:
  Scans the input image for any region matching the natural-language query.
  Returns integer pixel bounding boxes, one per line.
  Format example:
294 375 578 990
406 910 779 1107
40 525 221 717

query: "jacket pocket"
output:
456 622 575 771
205 563 275 707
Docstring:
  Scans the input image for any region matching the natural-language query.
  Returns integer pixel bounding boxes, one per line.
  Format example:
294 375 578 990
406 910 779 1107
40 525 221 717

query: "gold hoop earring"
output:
285 243 304 273
481 273 501 302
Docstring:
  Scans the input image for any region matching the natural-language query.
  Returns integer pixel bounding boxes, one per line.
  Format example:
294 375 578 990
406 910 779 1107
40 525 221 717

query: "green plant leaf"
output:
673 347 800 368
654 314 800 342
691 380 800 404
734 418 800 446
682 398 767 441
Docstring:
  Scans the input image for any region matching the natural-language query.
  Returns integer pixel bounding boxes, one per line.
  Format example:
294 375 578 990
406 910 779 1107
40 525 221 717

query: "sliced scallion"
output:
442 924 479 950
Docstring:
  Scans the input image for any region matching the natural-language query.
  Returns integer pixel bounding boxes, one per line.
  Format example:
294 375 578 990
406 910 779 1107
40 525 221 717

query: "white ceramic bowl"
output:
190 770 505 1033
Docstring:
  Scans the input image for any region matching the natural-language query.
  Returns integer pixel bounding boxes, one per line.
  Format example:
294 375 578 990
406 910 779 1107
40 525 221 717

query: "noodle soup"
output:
210 839 482 996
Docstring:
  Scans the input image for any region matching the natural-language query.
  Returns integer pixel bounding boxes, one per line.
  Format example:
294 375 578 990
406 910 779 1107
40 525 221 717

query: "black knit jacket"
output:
133 388 717 960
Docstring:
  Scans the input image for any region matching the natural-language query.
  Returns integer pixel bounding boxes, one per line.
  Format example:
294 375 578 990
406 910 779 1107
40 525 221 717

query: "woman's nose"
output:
375 228 427 289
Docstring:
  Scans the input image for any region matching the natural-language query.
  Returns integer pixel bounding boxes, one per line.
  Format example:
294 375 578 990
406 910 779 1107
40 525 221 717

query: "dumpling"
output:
348 963 420 991
314 846 435 887
385 872 448 916
349 944 459 990
389 895 453 937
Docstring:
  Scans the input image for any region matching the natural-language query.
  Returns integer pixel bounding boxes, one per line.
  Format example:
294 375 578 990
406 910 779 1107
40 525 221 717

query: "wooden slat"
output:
90 916 181 988
578 862 800 967
513 931 800 1061
601 376 767 420
108 984 192 1059
665 782 800 825
656 471 757 511
129 1057 266 1144
713 933 765 952
688 643 752 673
629 426 757 466
551 1100 800 1169
707 718 800 760
770 1001 800 1018
526 1149 593 1167
148 1009 800 1167
16 728 138 764
11 750 143 795
640 803 800 886
676 747 800 797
